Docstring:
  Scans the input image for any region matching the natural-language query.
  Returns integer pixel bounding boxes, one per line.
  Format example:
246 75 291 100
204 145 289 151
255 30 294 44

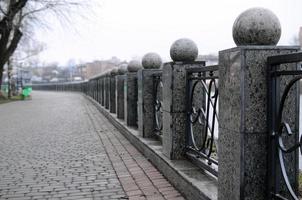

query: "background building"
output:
85 57 123 79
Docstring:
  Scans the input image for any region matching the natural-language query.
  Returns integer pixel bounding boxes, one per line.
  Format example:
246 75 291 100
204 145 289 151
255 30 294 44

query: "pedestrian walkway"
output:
0 91 185 200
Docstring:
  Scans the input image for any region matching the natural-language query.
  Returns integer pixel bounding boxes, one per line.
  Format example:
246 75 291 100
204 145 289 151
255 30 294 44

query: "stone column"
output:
96 79 98 101
97 78 101 103
88 80 92 97
98 78 101 103
94 78 98 101
101 75 105 107
125 60 142 127
137 53 162 137
88 82 91 97
94 79 97 100
218 8 299 200
116 64 127 119
93 79 96 100
162 38 202 159
105 72 110 109
110 69 118 113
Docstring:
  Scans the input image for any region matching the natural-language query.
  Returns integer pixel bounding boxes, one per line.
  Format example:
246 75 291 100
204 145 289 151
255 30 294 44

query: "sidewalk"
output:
0 91 185 200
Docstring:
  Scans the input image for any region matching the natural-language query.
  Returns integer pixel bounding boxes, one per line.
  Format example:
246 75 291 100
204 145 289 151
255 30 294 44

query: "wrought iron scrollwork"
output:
268 52 302 200
273 76 302 200
186 65 219 177
153 73 163 136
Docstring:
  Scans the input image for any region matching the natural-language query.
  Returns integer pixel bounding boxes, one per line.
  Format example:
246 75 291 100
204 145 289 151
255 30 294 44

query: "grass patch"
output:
0 99 10 104
0 95 24 104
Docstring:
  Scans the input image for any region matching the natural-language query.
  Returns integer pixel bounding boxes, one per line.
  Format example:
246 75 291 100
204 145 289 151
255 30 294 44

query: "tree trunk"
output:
7 59 11 99
0 28 23 94
0 0 28 94
0 67 4 98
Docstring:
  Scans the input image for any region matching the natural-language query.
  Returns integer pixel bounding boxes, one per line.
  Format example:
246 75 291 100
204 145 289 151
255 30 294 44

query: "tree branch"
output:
0 28 22 67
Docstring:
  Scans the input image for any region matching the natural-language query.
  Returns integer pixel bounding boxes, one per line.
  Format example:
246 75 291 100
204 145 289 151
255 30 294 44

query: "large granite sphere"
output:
118 64 128 75
105 71 111 77
170 38 198 62
110 68 118 76
232 7 281 46
127 60 143 72
142 53 162 69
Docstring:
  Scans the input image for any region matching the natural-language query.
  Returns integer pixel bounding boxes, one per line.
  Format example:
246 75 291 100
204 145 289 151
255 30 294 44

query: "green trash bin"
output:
1 85 8 94
22 86 32 99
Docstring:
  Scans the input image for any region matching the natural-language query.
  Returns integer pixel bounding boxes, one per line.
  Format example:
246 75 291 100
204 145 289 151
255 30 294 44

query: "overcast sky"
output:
35 0 302 66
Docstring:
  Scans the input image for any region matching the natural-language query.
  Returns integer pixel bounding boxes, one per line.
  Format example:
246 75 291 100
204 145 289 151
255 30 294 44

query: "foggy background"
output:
34 0 302 66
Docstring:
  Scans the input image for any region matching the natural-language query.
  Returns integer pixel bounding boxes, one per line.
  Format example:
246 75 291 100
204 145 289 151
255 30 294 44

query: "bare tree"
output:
0 0 90 93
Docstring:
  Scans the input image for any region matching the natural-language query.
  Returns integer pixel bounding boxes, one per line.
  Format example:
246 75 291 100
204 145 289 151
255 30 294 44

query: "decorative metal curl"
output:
153 74 163 135
186 67 219 176
274 76 302 200
189 77 219 157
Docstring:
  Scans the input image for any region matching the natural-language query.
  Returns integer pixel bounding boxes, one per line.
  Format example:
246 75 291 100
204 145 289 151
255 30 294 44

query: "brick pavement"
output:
0 91 185 200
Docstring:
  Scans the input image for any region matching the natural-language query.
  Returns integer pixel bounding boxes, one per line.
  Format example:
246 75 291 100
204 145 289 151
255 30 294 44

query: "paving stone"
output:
0 92 125 200
0 91 185 200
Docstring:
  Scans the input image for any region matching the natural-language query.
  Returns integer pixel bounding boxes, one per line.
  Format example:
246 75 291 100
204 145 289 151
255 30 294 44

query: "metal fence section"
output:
153 72 163 138
267 52 302 200
185 65 219 177
32 81 87 93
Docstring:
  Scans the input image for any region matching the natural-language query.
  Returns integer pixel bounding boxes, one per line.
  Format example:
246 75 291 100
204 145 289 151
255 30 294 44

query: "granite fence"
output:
32 7 302 200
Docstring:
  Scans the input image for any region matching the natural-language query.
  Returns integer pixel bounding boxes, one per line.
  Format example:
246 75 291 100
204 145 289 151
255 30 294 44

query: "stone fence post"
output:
88 82 91 97
101 75 105 107
125 60 142 127
137 53 162 138
116 64 127 119
218 8 299 200
162 38 204 159
96 79 99 102
93 79 97 100
93 79 96 101
105 72 110 109
95 80 97 100
97 78 101 104
110 69 118 113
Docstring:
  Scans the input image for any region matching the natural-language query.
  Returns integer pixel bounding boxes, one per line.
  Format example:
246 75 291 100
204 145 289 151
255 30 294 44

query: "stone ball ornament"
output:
110 68 118 76
170 38 198 62
104 71 111 77
142 53 162 69
127 60 143 72
232 7 281 46
118 64 128 75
